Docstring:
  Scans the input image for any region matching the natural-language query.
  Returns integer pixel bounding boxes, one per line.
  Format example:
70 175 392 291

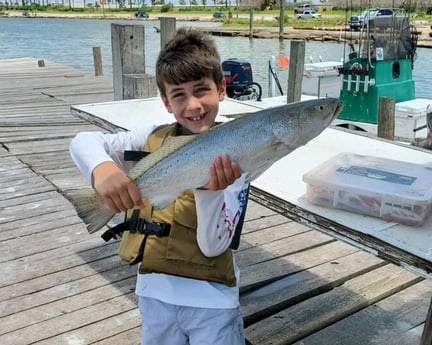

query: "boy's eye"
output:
172 92 185 99
195 86 211 94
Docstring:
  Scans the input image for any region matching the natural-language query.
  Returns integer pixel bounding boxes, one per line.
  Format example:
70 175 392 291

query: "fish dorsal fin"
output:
128 135 198 180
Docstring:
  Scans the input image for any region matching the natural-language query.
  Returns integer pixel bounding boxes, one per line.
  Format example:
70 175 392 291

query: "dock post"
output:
111 24 157 100
287 40 305 103
122 73 158 100
92 47 103 76
278 0 284 40
160 17 176 50
377 97 395 140
249 9 254 38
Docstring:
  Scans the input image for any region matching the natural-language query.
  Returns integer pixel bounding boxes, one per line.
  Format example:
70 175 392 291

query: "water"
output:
1 17 431 98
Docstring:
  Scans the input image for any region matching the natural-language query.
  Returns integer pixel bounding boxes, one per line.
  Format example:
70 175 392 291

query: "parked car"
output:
348 8 396 30
213 11 225 19
135 11 149 18
297 10 322 19
348 10 368 30
294 3 317 14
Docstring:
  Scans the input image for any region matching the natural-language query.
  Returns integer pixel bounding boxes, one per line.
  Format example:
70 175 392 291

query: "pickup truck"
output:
347 8 402 30
294 4 317 14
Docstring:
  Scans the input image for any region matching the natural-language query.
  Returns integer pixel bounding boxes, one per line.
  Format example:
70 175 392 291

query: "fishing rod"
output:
268 60 284 96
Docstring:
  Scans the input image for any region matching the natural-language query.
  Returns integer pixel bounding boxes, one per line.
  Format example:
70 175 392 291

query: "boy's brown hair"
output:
156 28 224 97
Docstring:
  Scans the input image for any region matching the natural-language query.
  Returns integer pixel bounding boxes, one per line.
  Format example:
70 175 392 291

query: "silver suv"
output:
348 8 395 30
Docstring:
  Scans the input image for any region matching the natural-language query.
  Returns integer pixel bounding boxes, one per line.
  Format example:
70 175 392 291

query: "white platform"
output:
71 97 432 277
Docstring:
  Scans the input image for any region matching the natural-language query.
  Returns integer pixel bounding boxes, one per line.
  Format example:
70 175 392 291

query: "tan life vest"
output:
118 123 236 286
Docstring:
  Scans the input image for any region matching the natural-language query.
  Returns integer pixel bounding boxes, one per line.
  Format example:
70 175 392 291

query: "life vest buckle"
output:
101 209 171 242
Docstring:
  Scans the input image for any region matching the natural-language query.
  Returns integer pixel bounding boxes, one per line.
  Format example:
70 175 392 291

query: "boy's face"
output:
161 77 226 134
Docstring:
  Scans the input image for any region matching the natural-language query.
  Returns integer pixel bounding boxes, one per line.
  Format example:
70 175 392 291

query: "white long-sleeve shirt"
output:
69 126 249 309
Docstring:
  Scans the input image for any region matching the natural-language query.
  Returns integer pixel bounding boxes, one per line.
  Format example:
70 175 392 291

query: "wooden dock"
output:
1 57 431 345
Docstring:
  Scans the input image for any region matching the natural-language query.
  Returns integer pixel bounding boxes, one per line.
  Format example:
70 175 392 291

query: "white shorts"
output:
139 296 245 345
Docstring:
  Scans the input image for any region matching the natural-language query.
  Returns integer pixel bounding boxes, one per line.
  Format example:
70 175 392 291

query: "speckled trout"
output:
65 98 342 233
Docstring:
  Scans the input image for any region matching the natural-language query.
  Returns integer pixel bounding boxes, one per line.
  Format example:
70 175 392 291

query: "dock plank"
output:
32 308 141 345
1 276 137 336
237 230 335 268
241 250 385 326
1 238 117 287
245 265 423 344
240 241 359 292
292 279 432 345
1 294 137 345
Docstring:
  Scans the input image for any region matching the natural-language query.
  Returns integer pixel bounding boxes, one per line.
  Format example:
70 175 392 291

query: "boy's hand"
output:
92 161 144 213
202 155 242 191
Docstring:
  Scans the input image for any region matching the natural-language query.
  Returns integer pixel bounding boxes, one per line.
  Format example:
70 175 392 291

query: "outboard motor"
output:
222 58 262 101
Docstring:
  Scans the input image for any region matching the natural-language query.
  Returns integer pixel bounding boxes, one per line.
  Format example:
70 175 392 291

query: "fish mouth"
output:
332 101 344 120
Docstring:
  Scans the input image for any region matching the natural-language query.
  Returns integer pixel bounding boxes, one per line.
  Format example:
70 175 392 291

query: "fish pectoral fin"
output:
128 135 198 180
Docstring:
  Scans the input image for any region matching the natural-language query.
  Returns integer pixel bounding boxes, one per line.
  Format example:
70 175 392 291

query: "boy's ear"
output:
218 79 226 101
161 96 173 113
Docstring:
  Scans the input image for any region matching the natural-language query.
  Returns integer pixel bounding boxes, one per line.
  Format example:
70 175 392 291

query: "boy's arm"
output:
92 161 144 213
195 156 248 257
69 127 155 212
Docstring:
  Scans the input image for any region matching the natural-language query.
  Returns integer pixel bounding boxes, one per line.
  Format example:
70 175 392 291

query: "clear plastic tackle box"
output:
303 153 432 226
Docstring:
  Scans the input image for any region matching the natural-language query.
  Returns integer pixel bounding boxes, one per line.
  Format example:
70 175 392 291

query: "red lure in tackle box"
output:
302 153 432 226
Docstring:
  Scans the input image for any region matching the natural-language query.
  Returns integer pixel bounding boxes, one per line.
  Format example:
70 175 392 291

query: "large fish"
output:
65 98 343 233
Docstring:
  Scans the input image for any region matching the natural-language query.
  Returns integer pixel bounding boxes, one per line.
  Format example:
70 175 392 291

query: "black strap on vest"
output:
124 150 149 161
101 209 171 242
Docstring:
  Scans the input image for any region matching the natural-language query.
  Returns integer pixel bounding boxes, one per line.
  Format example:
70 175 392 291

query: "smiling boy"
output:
69 28 249 345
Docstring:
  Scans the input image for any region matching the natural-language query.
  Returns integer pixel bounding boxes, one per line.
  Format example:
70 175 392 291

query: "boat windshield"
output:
359 15 417 61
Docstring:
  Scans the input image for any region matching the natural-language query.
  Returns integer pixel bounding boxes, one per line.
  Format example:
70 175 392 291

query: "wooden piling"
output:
122 73 158 100
287 40 305 103
377 97 395 140
249 9 254 38
111 24 156 100
279 0 284 40
92 46 103 76
160 17 176 50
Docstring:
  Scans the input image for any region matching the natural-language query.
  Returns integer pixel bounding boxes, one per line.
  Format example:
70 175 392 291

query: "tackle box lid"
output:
303 153 432 204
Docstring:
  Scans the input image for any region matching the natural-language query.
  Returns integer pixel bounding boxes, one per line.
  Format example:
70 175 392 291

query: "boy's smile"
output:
162 77 226 134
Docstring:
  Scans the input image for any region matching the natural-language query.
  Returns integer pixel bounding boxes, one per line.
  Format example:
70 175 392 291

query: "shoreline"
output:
3 10 432 48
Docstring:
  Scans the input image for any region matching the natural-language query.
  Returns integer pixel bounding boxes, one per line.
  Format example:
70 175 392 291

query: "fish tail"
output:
63 188 115 234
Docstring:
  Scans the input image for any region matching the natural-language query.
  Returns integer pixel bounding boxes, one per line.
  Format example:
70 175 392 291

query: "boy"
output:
69 28 249 345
